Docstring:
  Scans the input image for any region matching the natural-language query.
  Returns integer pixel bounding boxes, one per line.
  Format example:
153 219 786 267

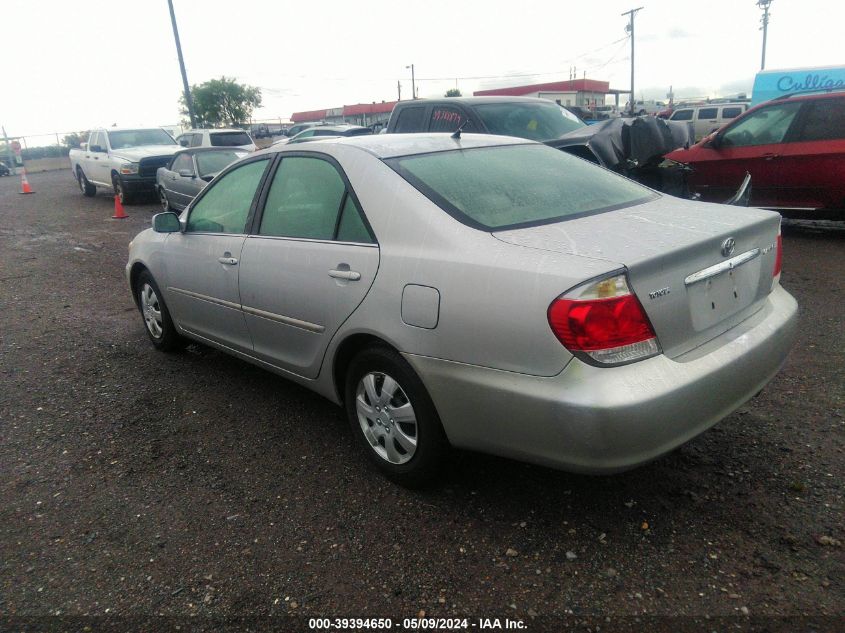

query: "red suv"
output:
665 92 845 217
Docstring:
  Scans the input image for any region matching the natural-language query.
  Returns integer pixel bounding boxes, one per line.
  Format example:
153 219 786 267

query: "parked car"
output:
285 121 334 138
127 134 797 486
0 160 10 176
386 96 584 140
175 128 257 152
69 128 181 204
564 105 598 121
625 100 667 116
667 103 749 141
665 91 845 217
287 125 372 143
156 147 248 212
594 104 620 119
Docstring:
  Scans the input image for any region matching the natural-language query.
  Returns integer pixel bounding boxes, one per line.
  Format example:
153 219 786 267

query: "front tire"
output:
345 346 449 487
158 186 172 212
136 270 185 352
113 174 135 205
77 168 96 197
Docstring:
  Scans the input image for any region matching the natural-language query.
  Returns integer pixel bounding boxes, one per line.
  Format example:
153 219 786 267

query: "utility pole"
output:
406 64 416 99
622 6 643 116
397 80 402 101
167 0 196 128
758 0 773 70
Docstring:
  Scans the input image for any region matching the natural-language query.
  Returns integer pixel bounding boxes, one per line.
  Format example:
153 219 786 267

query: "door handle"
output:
218 257 238 265
328 269 361 281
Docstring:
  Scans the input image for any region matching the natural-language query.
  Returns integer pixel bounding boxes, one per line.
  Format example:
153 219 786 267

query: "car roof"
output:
256 132 533 160
395 96 565 107
771 88 845 102
174 146 249 155
182 128 250 134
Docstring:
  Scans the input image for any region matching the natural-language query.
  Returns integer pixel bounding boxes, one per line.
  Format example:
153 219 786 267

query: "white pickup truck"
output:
69 128 181 204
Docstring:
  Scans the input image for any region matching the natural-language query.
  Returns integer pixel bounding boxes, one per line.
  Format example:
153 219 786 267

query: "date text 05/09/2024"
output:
308 617 527 630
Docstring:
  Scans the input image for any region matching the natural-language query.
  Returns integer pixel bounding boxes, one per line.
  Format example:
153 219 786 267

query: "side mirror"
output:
178 169 195 178
703 134 721 149
152 212 181 233
179 139 189 147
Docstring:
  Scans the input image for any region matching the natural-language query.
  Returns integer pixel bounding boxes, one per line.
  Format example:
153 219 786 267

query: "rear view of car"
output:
128 134 797 486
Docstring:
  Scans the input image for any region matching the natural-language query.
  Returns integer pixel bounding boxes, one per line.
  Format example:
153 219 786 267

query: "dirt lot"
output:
0 170 842 632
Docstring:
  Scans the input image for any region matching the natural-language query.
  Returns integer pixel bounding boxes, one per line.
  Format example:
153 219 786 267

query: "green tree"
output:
62 131 89 148
180 76 262 127
445 88 462 97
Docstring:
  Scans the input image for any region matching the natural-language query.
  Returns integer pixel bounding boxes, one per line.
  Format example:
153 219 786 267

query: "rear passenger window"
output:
697 108 718 119
429 106 466 133
394 106 426 133
336 195 373 243
671 109 693 121
260 157 346 240
722 107 743 119
187 159 269 233
797 98 845 141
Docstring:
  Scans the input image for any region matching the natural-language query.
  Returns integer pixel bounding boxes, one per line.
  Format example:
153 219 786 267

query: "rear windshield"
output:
196 150 248 177
387 144 655 231
473 102 584 141
210 131 253 146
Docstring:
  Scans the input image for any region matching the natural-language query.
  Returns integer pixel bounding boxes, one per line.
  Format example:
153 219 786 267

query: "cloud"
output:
666 27 693 39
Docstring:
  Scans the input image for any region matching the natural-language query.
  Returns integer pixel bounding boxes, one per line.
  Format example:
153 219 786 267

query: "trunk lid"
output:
494 197 781 359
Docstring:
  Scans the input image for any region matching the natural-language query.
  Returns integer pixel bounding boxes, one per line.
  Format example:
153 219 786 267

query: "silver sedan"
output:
126 133 798 486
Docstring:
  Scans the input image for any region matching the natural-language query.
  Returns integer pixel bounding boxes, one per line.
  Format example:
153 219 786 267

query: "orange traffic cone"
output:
112 194 128 219
19 170 35 195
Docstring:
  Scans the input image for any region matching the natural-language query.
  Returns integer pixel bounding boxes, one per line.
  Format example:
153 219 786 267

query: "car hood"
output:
112 145 181 161
548 117 693 170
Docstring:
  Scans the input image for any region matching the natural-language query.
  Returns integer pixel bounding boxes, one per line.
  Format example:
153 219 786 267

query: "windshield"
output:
210 131 253 147
107 129 175 149
387 144 655 231
196 150 248 177
473 102 585 141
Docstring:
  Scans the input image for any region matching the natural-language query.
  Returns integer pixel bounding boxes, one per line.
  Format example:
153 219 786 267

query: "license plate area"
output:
686 251 761 331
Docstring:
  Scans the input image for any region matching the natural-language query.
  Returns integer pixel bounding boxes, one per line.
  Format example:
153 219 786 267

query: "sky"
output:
2 0 843 142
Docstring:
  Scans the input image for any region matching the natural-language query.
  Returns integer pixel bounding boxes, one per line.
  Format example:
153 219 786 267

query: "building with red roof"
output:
474 78 626 109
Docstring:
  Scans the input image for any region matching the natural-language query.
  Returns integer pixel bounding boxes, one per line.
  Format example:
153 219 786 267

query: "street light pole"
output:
406 64 416 99
167 0 196 128
758 0 773 70
622 7 643 116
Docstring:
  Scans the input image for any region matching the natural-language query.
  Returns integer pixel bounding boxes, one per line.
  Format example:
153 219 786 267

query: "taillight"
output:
548 273 660 366
772 231 783 281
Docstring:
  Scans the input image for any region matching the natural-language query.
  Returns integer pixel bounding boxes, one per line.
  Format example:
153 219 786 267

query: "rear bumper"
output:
405 285 798 474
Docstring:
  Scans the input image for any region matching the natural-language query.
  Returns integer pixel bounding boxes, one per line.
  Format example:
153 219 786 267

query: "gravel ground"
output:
0 170 842 632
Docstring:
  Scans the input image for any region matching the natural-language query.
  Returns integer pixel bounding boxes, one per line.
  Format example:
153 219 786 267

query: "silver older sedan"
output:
126 134 798 486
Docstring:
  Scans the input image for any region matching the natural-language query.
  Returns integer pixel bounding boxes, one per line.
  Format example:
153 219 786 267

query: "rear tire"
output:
136 270 186 352
77 168 96 197
344 346 449 487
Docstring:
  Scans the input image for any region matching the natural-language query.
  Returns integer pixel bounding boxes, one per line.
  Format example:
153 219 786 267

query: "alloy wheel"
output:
355 372 418 464
140 283 163 339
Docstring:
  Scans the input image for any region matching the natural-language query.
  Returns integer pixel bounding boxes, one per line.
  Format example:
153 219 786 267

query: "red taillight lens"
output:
773 233 783 277
549 294 656 351
548 273 660 365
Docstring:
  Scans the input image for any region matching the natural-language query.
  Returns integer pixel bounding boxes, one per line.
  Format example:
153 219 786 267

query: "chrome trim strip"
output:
684 249 760 286
168 287 241 311
245 235 378 248
241 305 325 333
